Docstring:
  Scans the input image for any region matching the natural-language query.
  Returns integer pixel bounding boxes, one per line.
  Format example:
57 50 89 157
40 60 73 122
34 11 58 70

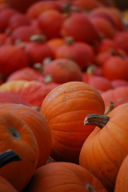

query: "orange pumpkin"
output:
0 104 51 167
40 81 105 162
26 162 107 192
114 155 128 192
0 111 38 190
79 103 128 191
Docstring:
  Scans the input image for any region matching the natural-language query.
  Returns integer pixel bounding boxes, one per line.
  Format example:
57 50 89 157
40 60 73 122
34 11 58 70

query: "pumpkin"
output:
61 12 99 43
114 155 128 192
0 111 38 190
56 37 95 69
47 38 64 57
0 8 16 32
73 0 101 11
102 86 128 108
102 56 128 80
25 42 54 65
111 79 128 88
0 150 20 192
38 9 64 39
8 13 30 31
0 103 51 167
79 103 128 191
89 7 124 31
0 92 29 105
114 32 128 53
82 72 113 92
0 45 30 76
95 38 118 53
43 58 82 84
26 1 57 19
7 67 44 82
0 80 52 107
26 162 107 192
40 81 105 162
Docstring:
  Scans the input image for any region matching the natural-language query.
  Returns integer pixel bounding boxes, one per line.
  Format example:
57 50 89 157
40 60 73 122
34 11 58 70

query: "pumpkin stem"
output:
30 34 47 43
84 114 109 128
33 63 43 73
65 37 74 45
104 101 115 115
109 48 116 55
43 57 52 65
0 150 21 168
86 65 96 75
44 75 53 83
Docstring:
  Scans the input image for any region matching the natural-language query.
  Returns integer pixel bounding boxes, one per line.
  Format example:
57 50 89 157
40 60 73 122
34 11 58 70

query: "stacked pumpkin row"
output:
0 0 127 192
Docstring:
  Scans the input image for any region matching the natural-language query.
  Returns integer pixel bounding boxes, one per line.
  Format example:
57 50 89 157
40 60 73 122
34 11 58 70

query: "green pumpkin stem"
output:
84 114 110 128
104 101 115 115
0 150 21 168
65 37 74 45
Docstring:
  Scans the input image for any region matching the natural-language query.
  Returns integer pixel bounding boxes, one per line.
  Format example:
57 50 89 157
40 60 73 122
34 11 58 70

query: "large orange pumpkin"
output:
114 155 128 192
0 104 51 168
40 81 105 162
26 162 107 192
79 103 128 191
0 111 38 191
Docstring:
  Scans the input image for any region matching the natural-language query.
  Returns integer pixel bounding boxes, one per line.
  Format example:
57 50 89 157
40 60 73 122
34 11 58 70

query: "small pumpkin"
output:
26 162 107 192
43 58 82 84
79 103 128 191
56 37 95 69
40 81 105 162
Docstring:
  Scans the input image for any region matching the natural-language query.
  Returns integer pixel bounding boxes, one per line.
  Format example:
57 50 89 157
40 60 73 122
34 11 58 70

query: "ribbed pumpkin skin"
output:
27 162 107 192
40 81 105 162
114 155 128 192
0 176 18 192
0 104 51 168
79 103 128 191
0 111 38 191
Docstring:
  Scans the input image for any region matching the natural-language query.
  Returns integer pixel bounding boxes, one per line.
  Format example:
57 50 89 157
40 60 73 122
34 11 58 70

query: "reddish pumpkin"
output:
90 17 115 39
61 13 99 43
0 111 38 191
111 79 128 88
114 32 128 53
8 13 31 31
27 162 107 192
82 73 113 92
79 103 128 191
38 10 64 39
95 38 118 53
0 92 29 105
40 81 105 162
0 8 16 32
43 58 82 83
0 45 30 76
102 56 128 80
0 104 51 167
7 67 44 82
56 37 95 69
102 86 128 108
25 42 54 65
26 1 57 19
73 0 101 11
0 80 52 107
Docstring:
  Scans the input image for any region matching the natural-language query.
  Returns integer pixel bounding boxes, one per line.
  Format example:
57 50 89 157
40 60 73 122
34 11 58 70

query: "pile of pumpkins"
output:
0 0 128 191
